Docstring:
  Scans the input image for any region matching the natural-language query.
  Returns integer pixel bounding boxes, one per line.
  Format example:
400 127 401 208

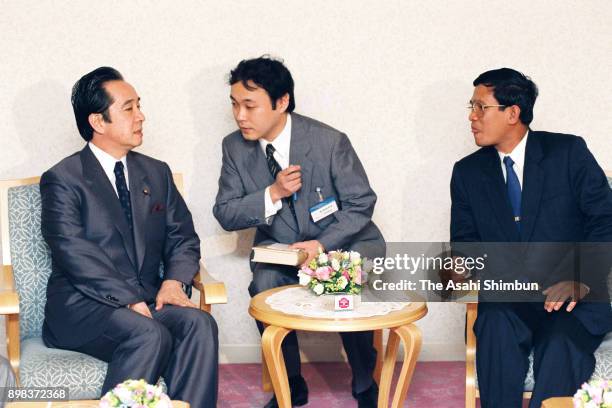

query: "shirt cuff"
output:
264 186 283 218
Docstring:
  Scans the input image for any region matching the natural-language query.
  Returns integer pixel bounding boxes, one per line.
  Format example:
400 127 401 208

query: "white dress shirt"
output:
497 131 528 190
260 114 292 218
88 142 129 197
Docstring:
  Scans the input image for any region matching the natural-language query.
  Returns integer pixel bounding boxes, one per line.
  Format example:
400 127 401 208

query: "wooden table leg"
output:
377 324 422 408
262 349 273 392
261 325 292 408
261 323 272 392
390 324 422 407
373 329 384 385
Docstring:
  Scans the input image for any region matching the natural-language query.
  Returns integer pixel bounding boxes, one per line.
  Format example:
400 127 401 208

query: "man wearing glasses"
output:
450 68 612 407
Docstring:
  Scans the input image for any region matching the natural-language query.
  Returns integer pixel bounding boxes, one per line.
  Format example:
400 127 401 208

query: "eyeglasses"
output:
466 101 506 116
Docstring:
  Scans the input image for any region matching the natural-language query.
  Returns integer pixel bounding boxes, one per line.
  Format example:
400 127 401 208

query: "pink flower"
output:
301 267 314 276
342 270 350 281
355 271 362 285
315 266 332 281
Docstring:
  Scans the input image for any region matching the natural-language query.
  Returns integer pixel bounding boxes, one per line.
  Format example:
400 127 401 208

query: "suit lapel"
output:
80 146 137 267
127 153 151 273
243 120 303 234
246 140 299 232
482 148 520 241
289 114 313 235
520 132 544 242
245 142 275 191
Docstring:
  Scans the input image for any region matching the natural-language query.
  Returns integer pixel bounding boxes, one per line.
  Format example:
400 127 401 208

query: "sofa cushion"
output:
20 337 107 399
19 337 169 400
7 184 51 340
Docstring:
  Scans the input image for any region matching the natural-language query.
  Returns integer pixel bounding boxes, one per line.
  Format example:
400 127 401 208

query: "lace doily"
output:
265 287 411 319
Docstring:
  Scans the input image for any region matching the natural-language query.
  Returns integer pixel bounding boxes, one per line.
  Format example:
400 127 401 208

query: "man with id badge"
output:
214 56 385 408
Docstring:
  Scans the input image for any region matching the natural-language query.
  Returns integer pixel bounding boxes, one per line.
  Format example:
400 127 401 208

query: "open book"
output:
251 243 308 266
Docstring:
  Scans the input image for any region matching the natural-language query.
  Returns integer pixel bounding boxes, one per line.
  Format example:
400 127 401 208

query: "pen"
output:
316 187 324 202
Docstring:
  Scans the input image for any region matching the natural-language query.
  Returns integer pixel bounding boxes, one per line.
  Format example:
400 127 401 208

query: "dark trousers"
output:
249 263 377 394
475 302 604 408
71 305 218 408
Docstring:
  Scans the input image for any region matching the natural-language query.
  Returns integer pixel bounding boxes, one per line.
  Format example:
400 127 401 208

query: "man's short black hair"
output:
473 68 538 126
229 56 295 112
72 66 123 141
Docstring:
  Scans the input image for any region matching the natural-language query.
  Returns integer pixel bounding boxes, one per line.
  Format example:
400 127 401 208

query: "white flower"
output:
318 253 328 264
584 401 598 408
342 251 350 260
331 259 341 271
603 390 612 404
313 283 324 295
298 271 312 286
337 276 348 290
113 387 134 405
349 251 361 264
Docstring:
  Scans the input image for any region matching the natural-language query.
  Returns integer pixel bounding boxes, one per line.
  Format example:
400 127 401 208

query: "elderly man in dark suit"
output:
40 67 218 408
214 56 385 408
451 68 612 408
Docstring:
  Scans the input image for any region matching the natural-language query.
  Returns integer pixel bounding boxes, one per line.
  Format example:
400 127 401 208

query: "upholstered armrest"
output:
192 261 227 313
0 265 19 315
0 265 20 376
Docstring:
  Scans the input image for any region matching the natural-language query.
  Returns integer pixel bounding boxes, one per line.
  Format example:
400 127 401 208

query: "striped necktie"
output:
265 144 298 225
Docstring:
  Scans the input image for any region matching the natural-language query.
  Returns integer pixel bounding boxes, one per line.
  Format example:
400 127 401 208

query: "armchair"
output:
464 171 612 407
0 174 226 399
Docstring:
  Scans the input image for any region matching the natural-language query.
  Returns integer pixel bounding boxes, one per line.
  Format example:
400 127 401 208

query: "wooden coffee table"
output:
249 285 428 408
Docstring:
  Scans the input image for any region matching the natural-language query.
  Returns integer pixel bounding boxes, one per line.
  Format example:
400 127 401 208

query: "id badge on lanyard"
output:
309 187 338 222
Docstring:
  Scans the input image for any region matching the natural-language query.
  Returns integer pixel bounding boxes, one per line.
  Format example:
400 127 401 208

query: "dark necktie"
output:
114 161 133 230
503 156 521 230
265 144 281 179
265 144 298 225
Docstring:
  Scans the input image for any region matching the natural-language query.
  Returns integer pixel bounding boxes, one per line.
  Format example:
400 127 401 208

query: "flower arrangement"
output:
100 379 172 408
573 379 612 408
298 250 364 295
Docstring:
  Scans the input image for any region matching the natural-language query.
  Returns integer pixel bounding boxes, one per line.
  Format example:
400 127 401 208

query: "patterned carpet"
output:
219 361 466 407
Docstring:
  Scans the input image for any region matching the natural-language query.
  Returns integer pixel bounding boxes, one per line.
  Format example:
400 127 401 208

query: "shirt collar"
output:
88 142 128 173
259 113 292 159
498 130 529 169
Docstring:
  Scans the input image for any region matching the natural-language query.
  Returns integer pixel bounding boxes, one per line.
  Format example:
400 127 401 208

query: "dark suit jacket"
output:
213 113 385 261
450 131 612 335
41 145 200 348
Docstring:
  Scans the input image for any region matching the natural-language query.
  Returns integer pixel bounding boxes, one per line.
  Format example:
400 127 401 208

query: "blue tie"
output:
503 156 521 230
114 161 133 230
